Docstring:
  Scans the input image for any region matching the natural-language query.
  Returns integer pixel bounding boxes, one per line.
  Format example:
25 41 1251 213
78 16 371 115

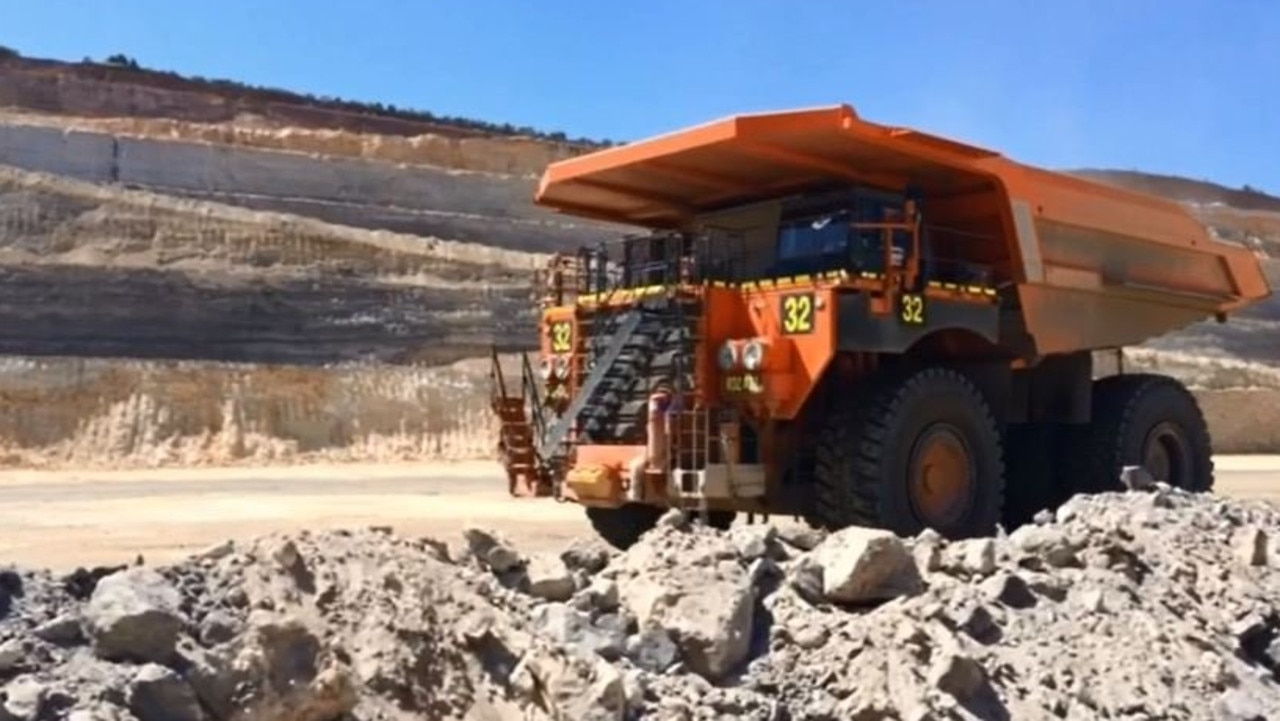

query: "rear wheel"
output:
811 366 1006 539
1060 373 1213 493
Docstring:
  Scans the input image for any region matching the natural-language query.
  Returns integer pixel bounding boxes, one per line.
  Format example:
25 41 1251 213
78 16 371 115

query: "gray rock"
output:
180 643 243 721
618 548 755 681
1008 524 1081 568
195 540 235 562
33 612 84 645
532 653 627 721
912 531 944 574
928 649 988 701
626 627 680 672
776 524 826 551
571 577 621 614
1214 689 1267 721
955 604 1000 644
789 622 829 650
269 539 302 570
66 707 138 721
128 664 205 721
83 567 185 663
728 525 776 560
0 641 24 673
1234 527 1270 567
979 571 1037 609
812 526 923 604
747 557 779 586
1119 465 1157 491
2 677 45 721
959 538 997 576
198 609 240 646
525 553 576 602
462 526 524 573
532 603 627 660
233 611 357 721
656 508 688 530
622 670 646 713
561 537 616 575
786 556 826 608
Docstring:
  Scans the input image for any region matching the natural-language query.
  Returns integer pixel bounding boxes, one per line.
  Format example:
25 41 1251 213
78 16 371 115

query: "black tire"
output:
1001 421 1072 529
1060 373 1213 494
585 503 663 550
811 366 1006 539
692 509 736 530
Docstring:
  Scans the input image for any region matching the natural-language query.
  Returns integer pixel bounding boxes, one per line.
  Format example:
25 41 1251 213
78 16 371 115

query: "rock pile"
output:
3 484 1280 720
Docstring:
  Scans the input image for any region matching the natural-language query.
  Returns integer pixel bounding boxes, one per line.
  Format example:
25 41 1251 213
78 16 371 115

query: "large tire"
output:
811 366 1006 539
1001 421 1071 530
585 504 663 550
696 510 736 530
1060 373 1213 494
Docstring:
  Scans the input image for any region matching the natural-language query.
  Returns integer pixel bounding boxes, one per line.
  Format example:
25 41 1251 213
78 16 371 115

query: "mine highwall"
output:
0 354 1275 471
0 122 616 252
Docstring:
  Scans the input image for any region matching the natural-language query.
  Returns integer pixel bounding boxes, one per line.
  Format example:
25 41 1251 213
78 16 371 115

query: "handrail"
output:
489 345 508 402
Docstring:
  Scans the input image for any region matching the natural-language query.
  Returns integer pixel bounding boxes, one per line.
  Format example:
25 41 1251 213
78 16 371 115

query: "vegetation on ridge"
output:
0 44 617 148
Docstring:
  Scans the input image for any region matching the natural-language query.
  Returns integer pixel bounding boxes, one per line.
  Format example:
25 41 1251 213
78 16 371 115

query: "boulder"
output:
1235 527 1270 568
32 612 83 645
83 568 185 663
625 628 680 672
812 526 923 604
776 524 826 551
525 553 576 602
127 664 205 721
461 526 523 573
519 650 627 721
615 531 755 680
531 603 627 660
1 677 45 721
728 525 777 561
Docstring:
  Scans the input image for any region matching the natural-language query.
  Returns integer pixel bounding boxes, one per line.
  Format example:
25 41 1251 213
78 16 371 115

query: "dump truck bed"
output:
535 104 1271 354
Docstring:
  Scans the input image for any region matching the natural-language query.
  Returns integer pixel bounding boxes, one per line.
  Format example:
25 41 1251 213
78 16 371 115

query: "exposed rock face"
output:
3 488 1280 719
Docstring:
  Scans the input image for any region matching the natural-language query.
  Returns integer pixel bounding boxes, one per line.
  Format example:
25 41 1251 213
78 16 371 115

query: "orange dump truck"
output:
489 104 1272 548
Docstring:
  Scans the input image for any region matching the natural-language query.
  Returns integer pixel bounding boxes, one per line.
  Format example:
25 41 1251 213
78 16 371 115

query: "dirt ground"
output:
2 456 1277 572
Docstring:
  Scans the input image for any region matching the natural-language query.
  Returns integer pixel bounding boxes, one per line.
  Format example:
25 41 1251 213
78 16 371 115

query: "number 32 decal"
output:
899 293 926 325
548 321 573 352
780 293 815 335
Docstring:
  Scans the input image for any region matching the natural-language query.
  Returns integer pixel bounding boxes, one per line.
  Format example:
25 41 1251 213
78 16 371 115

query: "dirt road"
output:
2 457 1277 571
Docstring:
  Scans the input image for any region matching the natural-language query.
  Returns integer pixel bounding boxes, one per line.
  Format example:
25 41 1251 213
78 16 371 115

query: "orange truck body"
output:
535 104 1269 351
492 103 1271 538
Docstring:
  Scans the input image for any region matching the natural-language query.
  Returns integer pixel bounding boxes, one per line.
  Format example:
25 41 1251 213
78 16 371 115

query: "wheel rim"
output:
907 423 975 528
1142 421 1191 487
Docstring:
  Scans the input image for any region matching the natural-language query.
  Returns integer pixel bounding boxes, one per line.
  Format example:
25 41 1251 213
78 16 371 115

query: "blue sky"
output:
2 0 1277 192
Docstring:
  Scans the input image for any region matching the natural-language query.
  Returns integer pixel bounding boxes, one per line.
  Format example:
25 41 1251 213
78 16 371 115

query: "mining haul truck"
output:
489 104 1272 549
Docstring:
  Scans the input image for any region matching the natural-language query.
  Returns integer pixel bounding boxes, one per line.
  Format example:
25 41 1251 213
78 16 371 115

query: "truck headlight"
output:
553 355 571 380
717 341 738 371
539 358 554 380
741 339 766 371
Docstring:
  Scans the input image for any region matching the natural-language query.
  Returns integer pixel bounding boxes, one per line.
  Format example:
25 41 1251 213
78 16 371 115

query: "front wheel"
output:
584 503 666 550
811 366 1006 539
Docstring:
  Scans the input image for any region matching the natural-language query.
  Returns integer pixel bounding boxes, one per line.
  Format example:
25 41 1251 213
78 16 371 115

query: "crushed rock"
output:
1 487 1280 719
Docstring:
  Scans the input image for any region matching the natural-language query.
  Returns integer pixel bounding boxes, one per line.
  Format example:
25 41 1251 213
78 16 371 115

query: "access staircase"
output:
542 295 700 454
489 350 549 496
491 233 715 497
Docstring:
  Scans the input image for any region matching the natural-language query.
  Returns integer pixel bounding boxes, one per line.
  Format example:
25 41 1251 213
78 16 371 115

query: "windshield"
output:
776 211 850 260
